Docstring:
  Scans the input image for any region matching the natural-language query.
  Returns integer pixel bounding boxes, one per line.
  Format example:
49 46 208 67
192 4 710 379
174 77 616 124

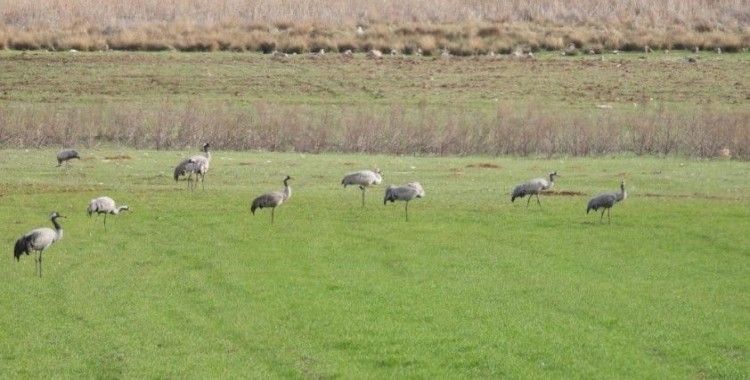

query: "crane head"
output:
202 143 210 151
50 211 65 219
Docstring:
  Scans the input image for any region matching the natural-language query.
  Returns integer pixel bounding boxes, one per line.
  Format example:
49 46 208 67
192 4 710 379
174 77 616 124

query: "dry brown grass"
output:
1 102 747 159
0 0 747 52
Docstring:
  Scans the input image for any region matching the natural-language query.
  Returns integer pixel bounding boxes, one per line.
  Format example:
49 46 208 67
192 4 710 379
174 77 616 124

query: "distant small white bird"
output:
587 181 628 223
251 176 293 224
87 196 129 229
384 182 425 221
511 171 559 207
14 211 65 277
56 149 80 167
342 169 383 207
367 49 383 59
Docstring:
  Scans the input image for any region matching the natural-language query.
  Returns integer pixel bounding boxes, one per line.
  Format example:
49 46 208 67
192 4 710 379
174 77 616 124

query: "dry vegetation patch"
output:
103 155 132 160
0 1 747 53
466 163 501 169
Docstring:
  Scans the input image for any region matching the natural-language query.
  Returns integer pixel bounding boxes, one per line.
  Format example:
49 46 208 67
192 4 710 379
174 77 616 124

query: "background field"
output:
0 149 748 377
1 51 748 157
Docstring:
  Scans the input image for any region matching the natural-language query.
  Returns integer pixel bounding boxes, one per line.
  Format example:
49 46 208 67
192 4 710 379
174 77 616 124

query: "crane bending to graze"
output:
511 171 559 207
14 212 65 277
56 149 80 167
342 169 383 207
251 176 293 224
174 143 211 190
87 196 129 230
384 182 425 221
587 180 627 223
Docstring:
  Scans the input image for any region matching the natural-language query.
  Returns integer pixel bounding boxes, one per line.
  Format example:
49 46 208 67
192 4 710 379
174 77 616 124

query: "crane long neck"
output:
51 216 62 232
617 184 627 201
283 179 291 199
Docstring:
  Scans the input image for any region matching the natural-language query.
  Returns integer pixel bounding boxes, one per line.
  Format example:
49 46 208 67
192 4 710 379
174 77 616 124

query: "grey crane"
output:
174 143 211 190
511 171 559 207
56 149 80 167
14 212 65 277
384 182 425 221
251 176 293 224
587 181 628 223
342 169 383 207
87 196 129 230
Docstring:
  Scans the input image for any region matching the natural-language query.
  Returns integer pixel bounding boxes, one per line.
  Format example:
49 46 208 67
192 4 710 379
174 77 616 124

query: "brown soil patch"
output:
466 163 501 169
104 155 132 160
238 161 255 166
547 190 585 196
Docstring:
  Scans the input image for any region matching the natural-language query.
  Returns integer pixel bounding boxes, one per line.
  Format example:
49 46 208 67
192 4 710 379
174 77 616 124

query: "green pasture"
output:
0 51 747 111
0 149 747 377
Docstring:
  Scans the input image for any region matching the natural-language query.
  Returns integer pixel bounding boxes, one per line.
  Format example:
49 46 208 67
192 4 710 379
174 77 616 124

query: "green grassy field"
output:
1 51 748 109
0 149 747 377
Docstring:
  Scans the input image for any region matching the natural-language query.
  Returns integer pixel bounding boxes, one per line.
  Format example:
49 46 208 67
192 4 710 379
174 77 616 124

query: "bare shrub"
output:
0 102 747 159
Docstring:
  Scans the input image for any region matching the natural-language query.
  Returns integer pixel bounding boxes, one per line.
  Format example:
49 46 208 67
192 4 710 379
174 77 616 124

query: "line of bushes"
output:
0 103 746 159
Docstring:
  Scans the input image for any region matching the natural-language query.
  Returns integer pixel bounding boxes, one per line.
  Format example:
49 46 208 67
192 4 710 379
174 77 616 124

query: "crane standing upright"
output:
14 212 65 277
251 176 293 224
587 181 628 223
174 143 211 190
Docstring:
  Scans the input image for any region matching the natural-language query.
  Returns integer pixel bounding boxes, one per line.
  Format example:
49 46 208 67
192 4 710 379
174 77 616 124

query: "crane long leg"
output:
405 201 409 222
271 208 275 225
104 213 108 231
600 209 605 222
201 173 206 191
38 251 43 278
361 188 366 208
536 193 542 207
526 195 532 207
608 208 611 224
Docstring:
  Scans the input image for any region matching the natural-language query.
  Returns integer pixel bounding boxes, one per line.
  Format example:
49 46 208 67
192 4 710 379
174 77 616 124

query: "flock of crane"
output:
13 144 627 277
